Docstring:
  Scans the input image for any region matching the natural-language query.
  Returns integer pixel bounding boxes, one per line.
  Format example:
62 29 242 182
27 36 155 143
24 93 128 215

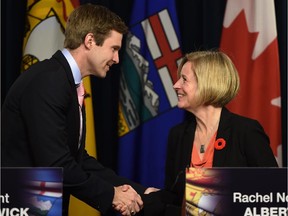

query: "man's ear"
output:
84 33 94 49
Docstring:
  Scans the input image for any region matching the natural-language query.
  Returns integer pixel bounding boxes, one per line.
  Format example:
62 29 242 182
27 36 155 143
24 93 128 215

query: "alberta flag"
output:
24 168 63 216
118 0 186 187
1 168 63 216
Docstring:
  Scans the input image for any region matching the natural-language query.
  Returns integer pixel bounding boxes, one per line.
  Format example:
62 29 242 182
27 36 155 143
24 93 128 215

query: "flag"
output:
22 0 100 215
1 168 63 216
24 168 63 216
220 0 282 166
118 0 186 187
185 168 230 215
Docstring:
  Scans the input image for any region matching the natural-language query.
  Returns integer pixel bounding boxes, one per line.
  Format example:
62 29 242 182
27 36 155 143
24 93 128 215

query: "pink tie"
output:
77 82 85 107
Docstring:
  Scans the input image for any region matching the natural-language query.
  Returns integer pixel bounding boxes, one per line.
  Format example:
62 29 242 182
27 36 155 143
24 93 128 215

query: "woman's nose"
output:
173 79 181 89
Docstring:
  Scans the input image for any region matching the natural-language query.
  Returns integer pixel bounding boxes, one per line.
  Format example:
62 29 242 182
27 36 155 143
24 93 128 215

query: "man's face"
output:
88 30 123 78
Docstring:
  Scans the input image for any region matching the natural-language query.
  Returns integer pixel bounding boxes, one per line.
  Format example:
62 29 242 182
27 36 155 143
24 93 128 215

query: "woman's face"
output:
173 61 198 111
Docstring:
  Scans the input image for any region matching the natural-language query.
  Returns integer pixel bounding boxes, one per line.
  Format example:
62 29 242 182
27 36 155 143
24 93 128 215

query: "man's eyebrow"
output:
113 45 121 50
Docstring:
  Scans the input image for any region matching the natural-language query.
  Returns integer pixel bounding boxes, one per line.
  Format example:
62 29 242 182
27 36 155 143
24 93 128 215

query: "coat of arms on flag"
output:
118 0 186 188
118 9 183 137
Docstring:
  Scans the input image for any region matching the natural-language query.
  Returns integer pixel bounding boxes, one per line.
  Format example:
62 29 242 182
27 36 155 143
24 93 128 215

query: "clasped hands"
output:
112 185 159 216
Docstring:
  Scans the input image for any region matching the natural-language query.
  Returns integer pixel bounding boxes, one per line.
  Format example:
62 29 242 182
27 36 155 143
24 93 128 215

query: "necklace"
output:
196 131 213 154
196 121 219 154
200 144 205 154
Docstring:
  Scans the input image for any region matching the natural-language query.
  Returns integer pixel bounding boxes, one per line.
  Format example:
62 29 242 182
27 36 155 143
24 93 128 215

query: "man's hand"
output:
112 185 143 215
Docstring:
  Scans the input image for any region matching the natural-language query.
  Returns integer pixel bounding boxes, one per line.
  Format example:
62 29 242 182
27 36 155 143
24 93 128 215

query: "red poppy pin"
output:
214 138 226 150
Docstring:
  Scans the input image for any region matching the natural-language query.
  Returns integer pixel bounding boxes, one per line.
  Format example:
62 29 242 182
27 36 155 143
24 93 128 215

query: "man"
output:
1 4 157 216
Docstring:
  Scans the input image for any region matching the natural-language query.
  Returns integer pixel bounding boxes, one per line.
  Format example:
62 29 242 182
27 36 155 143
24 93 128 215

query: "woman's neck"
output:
194 106 222 134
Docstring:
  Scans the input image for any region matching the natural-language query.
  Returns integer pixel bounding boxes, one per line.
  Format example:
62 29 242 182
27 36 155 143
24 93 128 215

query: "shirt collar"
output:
61 48 82 85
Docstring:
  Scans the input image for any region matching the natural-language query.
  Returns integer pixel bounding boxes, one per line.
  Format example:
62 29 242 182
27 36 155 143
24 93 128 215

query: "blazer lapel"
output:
213 107 232 167
183 116 196 168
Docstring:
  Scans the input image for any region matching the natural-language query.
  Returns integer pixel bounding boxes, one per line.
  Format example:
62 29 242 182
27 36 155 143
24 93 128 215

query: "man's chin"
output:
94 71 107 78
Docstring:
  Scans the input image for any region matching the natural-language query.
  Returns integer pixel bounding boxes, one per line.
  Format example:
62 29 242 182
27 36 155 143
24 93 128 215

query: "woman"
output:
162 50 278 215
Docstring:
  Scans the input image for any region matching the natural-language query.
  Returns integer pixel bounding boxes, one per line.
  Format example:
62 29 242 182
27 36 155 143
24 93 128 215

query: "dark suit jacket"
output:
1 51 146 215
148 107 278 216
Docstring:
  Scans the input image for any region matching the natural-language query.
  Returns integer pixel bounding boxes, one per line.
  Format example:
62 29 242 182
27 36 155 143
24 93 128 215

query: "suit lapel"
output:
53 51 83 154
79 106 86 152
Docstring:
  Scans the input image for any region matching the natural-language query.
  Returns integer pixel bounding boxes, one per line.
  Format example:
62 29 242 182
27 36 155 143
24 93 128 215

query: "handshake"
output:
112 185 159 216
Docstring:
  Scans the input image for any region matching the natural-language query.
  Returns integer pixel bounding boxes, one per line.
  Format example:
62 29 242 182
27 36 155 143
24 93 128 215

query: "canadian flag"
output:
220 0 282 166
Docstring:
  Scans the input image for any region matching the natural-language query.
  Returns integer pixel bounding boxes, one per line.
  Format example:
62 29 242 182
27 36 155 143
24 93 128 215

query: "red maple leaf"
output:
220 10 281 156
